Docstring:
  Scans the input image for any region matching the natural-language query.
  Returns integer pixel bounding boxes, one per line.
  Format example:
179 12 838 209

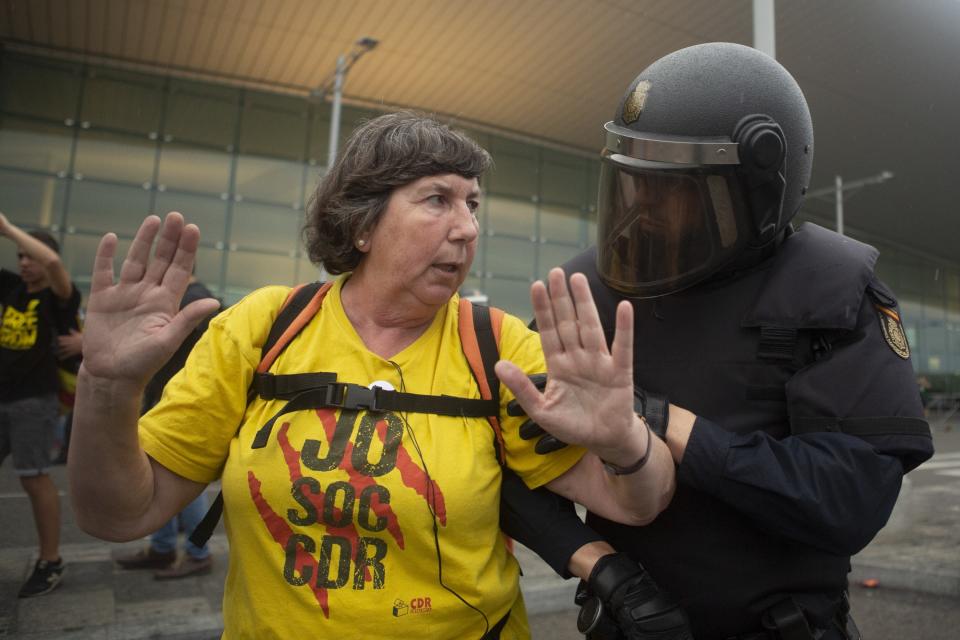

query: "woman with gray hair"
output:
68 112 675 639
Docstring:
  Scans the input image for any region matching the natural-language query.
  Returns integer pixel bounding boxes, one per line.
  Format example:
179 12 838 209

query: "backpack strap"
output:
190 281 333 549
459 298 506 464
250 281 335 401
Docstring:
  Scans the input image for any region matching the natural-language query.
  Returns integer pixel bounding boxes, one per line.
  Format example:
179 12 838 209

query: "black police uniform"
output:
533 223 931 638
500 41 934 639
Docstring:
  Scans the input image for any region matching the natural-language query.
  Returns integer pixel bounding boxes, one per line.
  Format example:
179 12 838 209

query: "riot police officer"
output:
500 42 934 639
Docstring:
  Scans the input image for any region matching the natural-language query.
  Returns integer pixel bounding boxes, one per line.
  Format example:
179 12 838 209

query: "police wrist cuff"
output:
602 420 652 475
634 387 669 441
641 390 670 441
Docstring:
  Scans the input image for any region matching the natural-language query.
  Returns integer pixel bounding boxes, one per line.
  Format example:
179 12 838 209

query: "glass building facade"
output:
2 51 958 393
0 52 597 320
873 242 960 394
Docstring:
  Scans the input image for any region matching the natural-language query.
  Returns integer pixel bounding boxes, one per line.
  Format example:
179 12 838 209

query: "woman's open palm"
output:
81 213 220 386
495 269 637 460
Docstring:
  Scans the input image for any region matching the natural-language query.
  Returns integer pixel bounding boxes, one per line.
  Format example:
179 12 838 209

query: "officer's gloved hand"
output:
576 553 693 640
507 377 670 455
506 374 568 454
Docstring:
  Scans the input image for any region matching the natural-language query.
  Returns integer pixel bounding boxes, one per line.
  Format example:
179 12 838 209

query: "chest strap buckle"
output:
328 383 384 412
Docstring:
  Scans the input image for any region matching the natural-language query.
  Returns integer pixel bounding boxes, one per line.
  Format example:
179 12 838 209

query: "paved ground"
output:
849 423 960 597
1 422 957 638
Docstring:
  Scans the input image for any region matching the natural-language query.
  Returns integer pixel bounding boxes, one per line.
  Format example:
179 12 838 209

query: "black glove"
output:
506 374 569 454
576 553 693 640
507 376 671 455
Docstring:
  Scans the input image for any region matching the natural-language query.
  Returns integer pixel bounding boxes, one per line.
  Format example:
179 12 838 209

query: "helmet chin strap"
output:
744 172 787 247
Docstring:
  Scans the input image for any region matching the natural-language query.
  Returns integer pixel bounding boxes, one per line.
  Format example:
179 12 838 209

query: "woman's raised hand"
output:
80 212 220 387
495 269 642 464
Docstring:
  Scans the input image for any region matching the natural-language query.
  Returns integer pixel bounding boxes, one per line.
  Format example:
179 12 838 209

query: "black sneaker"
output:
18 558 65 598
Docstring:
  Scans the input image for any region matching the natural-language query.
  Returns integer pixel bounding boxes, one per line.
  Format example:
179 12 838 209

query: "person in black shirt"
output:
0 212 81 597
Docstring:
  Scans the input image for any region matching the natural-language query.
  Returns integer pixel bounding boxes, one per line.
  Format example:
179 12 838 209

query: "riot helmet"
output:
596 42 814 297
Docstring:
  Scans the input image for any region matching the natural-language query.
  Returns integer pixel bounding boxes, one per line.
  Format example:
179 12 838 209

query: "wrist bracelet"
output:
602 419 652 475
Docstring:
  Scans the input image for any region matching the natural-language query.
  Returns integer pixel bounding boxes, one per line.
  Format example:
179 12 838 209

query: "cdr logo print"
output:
392 597 432 617
248 407 446 617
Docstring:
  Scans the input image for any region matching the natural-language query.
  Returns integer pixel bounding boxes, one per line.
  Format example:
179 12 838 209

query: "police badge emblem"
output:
622 80 651 124
875 304 910 359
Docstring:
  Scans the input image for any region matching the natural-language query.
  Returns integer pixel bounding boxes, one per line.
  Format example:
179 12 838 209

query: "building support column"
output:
753 0 776 58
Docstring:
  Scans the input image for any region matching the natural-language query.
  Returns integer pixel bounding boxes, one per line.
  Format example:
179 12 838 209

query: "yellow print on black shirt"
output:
0 299 40 350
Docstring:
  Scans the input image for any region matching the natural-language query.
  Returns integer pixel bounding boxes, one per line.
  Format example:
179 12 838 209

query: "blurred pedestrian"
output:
917 375 932 417
51 324 83 464
0 212 80 597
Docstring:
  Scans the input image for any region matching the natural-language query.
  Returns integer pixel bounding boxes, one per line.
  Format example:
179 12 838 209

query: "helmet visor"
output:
596 155 748 297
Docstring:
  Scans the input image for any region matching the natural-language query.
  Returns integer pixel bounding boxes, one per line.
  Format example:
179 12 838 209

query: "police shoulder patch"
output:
875 304 910 359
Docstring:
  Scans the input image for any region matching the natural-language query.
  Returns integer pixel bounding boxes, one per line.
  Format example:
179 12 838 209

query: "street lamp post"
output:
806 170 895 236
835 175 844 235
312 37 379 170
328 53 346 171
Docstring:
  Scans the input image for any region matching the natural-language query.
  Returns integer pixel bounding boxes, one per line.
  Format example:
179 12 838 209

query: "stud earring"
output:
357 239 366 247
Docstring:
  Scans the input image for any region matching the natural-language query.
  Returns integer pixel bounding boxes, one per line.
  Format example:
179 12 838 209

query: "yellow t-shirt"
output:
140 276 584 639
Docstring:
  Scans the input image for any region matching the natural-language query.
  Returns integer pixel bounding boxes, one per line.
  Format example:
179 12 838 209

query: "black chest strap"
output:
250 380 499 449
247 286 503 451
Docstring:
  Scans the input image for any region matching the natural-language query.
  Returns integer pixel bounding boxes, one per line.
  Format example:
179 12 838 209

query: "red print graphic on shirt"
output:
248 407 446 617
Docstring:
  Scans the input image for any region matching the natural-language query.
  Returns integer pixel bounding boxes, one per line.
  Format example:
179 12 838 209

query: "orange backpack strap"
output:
459 298 506 464
249 281 337 402
258 281 334 373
